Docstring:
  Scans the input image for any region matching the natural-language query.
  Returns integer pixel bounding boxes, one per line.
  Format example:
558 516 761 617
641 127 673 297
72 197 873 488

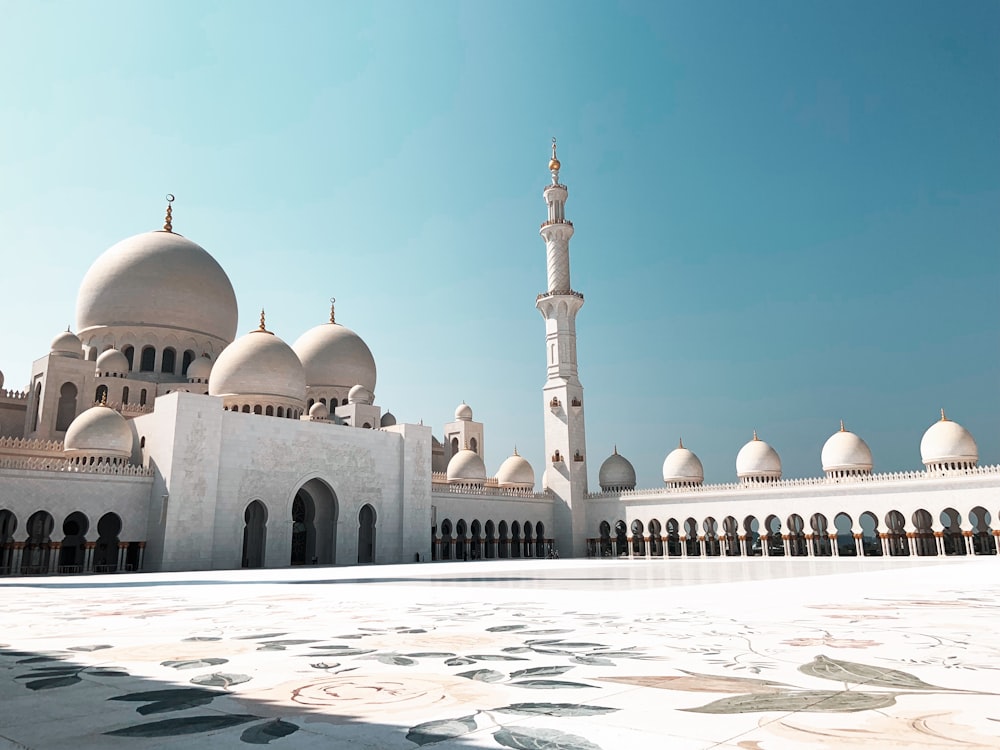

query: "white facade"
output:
0 145 997 576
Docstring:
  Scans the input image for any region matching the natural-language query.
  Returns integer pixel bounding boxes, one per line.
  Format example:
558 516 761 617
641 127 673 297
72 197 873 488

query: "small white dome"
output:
50 329 83 358
599 448 636 491
308 401 329 419
455 402 473 421
736 432 782 481
446 448 487 485
380 411 397 427
292 318 376 393
496 449 535 489
64 405 133 459
822 422 873 474
920 411 978 469
187 355 213 382
76 230 238 344
96 348 129 376
209 325 306 405
348 384 373 405
662 439 704 485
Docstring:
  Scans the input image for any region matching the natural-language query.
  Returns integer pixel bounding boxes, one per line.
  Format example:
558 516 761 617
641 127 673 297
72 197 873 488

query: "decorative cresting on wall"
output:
0 436 65 457
0 455 153 475
586 464 1000 500
0 389 29 401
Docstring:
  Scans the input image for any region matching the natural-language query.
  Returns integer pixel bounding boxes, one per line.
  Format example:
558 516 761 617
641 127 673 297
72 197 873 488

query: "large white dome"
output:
209 325 306 405
64 405 133 460
662 439 704 486
76 230 238 344
736 432 782 481
920 411 978 469
821 422 873 475
496 449 535 489
446 448 487 485
292 321 376 393
599 448 636 491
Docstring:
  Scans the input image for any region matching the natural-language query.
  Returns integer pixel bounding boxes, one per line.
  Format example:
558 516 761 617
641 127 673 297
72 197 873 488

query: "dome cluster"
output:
443 403 536 490
596 412 979 495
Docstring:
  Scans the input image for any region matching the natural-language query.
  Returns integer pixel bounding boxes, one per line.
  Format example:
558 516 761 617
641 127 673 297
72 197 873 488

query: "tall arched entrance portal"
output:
358 504 376 564
290 479 338 565
242 501 267 569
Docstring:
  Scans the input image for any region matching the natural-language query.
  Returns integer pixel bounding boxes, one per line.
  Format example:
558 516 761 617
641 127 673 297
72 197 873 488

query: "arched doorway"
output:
859 511 882 556
648 519 663 557
94 512 121 572
744 516 762 557
498 520 509 559
631 519 646 557
440 519 453 560
242 501 267 568
703 517 721 556
59 511 89 572
810 513 832 556
970 506 997 555
0 510 16 573
455 519 467 561
535 522 546 558
23 510 54 574
834 513 857 556
613 520 627 556
510 521 521 559
290 479 338 565
666 518 682 556
940 508 966 556
470 520 482 560
484 520 496 559
55 382 78 431
523 521 533 558
885 510 909 556
787 514 807 556
764 515 784 556
684 517 700 556
357 504 376 564
912 509 936 556
599 520 612 557
722 516 740 556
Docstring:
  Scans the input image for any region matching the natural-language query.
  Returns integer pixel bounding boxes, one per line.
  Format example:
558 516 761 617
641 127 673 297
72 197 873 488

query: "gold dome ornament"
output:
548 137 561 172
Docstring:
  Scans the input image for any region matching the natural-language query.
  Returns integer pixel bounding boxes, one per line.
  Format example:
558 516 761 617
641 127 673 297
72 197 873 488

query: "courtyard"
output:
1 557 998 749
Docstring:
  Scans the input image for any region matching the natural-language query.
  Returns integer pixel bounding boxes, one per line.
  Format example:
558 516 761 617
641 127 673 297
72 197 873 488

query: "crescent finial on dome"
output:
840 419 846 432
678 437 684 449
940 408 948 421
329 297 336 324
752 429 759 441
164 194 174 233
513 445 519 456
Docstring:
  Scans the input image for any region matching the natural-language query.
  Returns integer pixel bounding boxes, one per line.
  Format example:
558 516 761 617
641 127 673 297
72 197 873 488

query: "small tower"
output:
536 139 588 557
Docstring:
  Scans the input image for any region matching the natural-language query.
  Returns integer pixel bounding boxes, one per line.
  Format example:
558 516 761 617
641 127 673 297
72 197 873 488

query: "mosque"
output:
0 145 997 575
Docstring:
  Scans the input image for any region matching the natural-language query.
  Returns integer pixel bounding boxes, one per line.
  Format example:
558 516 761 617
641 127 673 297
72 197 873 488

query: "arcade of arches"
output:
433 518 554 561
0 509 142 574
589 506 999 559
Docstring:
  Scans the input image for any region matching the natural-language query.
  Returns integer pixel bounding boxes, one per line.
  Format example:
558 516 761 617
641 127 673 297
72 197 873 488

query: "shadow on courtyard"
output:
0 645 512 748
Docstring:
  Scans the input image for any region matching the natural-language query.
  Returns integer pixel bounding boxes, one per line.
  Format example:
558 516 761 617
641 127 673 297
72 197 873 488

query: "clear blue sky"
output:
1 0 997 487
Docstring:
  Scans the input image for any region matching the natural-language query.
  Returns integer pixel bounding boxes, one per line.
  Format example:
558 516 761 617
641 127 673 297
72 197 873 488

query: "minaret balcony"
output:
571 397 582 409
536 289 584 302
540 219 573 229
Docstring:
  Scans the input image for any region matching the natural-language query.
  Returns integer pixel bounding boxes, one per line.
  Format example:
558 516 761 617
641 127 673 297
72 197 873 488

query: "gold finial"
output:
548 137 561 173
513 445 519 456
613 444 618 455
678 437 684 449
940 408 948 422
254 309 274 334
164 194 174 232
100 390 108 406
840 419 846 432
752 429 759 441
329 297 337 324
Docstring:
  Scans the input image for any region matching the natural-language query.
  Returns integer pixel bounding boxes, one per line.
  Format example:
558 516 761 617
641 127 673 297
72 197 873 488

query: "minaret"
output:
536 139 588 557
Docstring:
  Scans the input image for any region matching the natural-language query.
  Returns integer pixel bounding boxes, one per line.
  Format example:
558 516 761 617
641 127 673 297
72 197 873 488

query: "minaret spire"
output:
536 139 587 558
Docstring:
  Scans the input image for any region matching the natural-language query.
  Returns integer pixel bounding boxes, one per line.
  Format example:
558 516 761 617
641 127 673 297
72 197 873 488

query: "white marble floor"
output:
1 557 999 749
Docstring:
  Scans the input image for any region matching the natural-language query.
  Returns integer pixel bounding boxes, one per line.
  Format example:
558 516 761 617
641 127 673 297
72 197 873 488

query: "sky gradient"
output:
1 0 997 488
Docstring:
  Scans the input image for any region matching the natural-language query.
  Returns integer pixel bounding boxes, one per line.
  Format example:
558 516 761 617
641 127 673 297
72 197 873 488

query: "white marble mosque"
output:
0 143 997 576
